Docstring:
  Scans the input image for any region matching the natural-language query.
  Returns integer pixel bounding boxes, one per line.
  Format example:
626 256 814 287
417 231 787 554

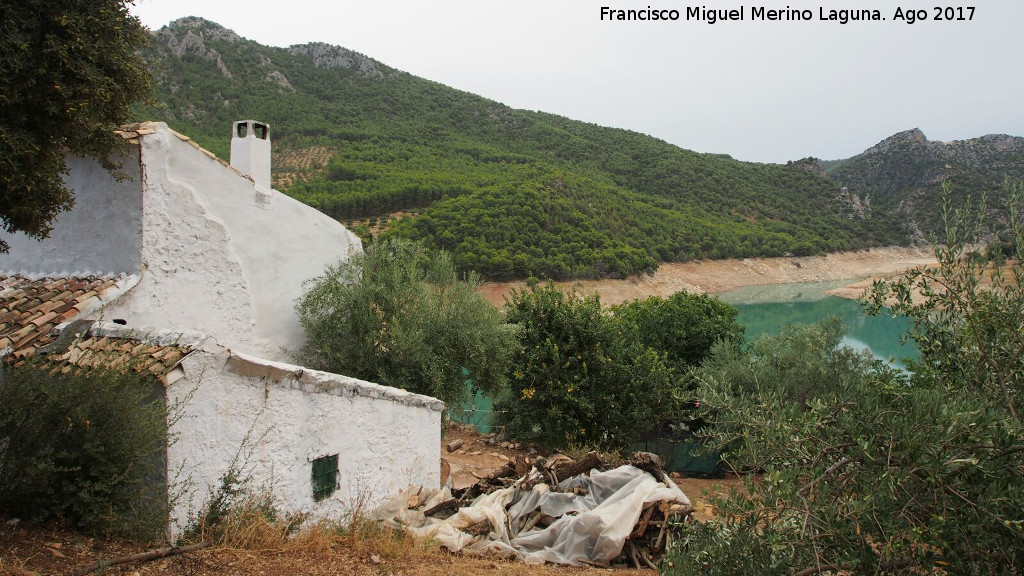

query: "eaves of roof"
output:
0 275 134 356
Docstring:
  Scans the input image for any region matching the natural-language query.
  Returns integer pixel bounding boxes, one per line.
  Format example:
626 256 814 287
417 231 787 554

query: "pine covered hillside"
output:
136 17 910 280
816 129 1024 239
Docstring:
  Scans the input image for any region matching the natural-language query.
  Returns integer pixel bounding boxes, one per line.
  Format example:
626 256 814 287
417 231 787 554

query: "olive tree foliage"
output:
497 282 677 451
691 317 883 462
296 238 518 409
611 291 744 374
864 181 1024 422
0 0 150 252
665 185 1024 575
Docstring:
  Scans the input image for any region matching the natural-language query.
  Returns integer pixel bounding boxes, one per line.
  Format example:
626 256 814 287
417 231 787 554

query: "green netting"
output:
450 371 502 433
629 438 721 476
451 386 501 433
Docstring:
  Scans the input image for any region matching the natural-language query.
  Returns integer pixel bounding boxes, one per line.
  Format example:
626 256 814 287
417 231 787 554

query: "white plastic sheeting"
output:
380 465 691 566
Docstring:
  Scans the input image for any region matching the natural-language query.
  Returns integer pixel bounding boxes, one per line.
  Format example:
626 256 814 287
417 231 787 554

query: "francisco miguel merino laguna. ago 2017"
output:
599 6 976 24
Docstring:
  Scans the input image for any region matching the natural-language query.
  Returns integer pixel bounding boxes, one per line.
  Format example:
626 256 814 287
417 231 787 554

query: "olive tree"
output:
296 238 517 409
665 183 1024 575
0 0 150 252
864 181 1024 422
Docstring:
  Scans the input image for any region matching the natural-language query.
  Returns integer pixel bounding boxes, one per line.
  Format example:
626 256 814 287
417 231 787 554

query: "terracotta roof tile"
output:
1 274 188 382
31 311 59 327
0 275 123 355
74 290 98 303
45 333 187 381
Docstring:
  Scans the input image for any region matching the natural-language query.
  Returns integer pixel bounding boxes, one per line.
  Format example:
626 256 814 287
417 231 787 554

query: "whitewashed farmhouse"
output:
0 121 442 537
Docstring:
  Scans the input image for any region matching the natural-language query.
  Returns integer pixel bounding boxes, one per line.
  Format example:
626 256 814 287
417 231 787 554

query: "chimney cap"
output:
232 120 270 140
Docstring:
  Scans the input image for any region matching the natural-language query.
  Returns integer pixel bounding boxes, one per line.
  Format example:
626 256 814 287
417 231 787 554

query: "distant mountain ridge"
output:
133 17 1014 280
815 129 1024 238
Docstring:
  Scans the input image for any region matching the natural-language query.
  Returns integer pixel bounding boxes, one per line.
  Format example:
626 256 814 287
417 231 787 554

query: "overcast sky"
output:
130 0 1023 163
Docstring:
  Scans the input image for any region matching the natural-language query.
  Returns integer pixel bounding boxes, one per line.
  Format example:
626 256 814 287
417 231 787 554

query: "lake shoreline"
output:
479 245 937 306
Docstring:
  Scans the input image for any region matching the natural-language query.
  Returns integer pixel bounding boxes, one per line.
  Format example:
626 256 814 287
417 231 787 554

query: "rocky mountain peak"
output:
161 17 241 43
862 128 928 155
153 17 235 78
288 42 386 78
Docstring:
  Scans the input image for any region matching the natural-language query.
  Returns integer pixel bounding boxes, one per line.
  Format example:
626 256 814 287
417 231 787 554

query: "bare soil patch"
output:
1 509 656 576
0 522 655 576
480 246 937 306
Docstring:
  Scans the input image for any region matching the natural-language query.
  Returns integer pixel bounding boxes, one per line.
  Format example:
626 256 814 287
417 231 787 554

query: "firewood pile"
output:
394 451 693 568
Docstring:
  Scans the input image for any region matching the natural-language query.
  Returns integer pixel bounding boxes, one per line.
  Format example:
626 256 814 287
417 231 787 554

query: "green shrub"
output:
297 237 518 408
0 361 169 539
612 290 743 373
693 317 880 436
668 365 1024 574
665 184 1024 575
497 282 676 450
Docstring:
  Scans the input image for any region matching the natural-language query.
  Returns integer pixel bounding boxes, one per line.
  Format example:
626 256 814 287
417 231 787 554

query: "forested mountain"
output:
809 129 1024 240
135 17 913 280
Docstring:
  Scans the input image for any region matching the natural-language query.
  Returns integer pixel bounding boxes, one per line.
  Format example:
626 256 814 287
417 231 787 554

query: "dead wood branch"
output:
464 519 493 536
67 541 211 576
484 460 518 484
550 451 605 483
630 451 671 484
423 498 462 518
629 505 656 539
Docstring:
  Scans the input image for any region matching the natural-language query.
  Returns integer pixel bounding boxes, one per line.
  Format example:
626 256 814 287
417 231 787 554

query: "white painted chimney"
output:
230 120 271 190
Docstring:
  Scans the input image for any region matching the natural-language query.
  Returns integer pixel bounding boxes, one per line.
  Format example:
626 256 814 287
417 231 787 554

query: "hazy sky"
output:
130 0 1024 163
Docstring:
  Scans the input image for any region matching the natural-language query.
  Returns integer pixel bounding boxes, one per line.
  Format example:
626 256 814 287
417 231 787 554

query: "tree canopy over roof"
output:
0 0 150 252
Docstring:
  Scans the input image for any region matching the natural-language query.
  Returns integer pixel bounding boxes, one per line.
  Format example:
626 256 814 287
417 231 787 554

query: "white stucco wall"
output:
0 154 144 275
103 123 361 359
165 345 442 537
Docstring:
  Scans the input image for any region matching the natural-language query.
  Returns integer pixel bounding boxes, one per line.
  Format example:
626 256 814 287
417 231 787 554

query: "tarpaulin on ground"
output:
378 464 691 566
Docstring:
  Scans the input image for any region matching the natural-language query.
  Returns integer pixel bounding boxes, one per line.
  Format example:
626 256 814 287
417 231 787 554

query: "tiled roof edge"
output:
52 274 141 329
0 271 132 281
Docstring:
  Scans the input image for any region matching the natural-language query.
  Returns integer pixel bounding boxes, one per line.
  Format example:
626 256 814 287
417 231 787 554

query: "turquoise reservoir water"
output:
716 280 918 367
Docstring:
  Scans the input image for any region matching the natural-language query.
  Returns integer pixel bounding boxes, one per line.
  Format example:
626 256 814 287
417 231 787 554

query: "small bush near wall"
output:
297 237 518 408
0 361 169 539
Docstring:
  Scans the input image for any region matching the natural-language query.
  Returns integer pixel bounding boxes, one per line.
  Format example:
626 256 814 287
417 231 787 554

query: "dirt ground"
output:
479 246 937 306
2 425 746 576
0 526 659 576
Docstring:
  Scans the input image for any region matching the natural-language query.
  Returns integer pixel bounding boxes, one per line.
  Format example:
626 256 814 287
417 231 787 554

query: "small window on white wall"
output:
311 454 338 502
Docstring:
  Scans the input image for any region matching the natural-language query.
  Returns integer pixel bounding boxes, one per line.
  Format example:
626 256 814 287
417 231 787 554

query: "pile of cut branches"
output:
395 451 692 568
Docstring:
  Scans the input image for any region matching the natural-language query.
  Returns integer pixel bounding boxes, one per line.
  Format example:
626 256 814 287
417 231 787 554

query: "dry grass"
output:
188 488 434 566
190 494 303 550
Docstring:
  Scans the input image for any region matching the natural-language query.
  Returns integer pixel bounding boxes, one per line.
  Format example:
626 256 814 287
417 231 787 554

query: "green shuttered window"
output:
311 454 339 502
